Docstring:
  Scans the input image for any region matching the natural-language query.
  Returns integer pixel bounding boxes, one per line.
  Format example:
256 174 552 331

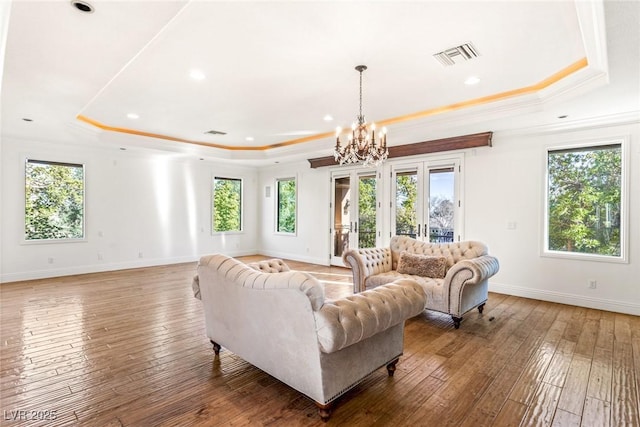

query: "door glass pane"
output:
333 177 351 257
395 171 418 238
429 168 455 243
358 175 377 248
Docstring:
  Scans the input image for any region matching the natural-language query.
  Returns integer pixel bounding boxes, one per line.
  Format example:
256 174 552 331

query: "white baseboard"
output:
1 249 262 283
489 282 640 316
257 250 330 266
1 256 195 283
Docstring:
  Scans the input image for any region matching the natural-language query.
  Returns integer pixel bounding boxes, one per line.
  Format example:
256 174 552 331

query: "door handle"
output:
350 222 353 233
417 223 421 237
354 222 358 233
424 224 428 238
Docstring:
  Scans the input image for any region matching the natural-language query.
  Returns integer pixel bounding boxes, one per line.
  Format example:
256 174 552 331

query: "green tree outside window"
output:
25 159 85 241
395 173 418 237
358 176 377 248
547 144 622 257
213 177 242 232
277 178 296 233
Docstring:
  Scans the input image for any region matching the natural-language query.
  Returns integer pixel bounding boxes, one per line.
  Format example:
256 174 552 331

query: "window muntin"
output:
276 177 296 234
213 177 242 233
546 143 624 260
25 159 85 241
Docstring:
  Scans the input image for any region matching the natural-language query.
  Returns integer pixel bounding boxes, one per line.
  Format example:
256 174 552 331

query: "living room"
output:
1 0 638 425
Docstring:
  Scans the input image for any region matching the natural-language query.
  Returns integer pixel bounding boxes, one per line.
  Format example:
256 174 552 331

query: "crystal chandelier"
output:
334 65 388 167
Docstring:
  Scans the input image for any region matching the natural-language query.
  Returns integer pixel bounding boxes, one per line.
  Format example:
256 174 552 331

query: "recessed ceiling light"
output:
557 115 568 119
119 147 127 151
71 1 94 13
245 137 254 142
323 114 333 122
189 69 206 81
127 113 139 119
22 118 33 122
464 76 480 85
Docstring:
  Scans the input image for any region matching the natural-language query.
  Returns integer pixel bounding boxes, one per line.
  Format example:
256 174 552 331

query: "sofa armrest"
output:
443 255 498 318
314 279 426 354
445 255 499 285
342 247 392 293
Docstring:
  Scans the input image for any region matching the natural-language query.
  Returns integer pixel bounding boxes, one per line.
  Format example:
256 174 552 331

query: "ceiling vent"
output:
204 130 227 136
433 42 480 67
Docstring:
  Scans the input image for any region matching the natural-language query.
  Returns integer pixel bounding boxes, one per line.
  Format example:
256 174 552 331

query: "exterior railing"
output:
396 228 454 243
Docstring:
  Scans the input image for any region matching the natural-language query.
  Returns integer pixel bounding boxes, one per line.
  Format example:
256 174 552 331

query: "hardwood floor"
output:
1 258 638 426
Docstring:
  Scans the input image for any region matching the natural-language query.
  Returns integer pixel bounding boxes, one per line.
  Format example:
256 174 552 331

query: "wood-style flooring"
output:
1 257 639 426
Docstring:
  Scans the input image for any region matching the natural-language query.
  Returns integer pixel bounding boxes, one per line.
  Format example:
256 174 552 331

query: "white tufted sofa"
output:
192 254 426 420
343 235 500 328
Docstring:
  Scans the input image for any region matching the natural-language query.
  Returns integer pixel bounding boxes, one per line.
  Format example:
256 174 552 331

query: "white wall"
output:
0 136 258 282
465 122 639 315
258 122 639 316
257 162 330 265
2 121 638 315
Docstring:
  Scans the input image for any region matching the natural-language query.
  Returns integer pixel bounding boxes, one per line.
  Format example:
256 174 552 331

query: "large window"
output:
213 177 242 232
276 177 296 234
25 159 85 241
546 142 625 260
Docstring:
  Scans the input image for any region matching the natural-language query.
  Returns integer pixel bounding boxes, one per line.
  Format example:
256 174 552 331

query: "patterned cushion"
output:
396 252 447 278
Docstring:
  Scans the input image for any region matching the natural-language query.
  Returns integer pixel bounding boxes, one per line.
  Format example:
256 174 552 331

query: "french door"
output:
392 156 463 243
331 170 380 266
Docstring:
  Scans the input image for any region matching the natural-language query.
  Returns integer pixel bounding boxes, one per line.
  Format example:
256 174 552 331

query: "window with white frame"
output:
25 159 85 241
276 177 296 234
212 177 242 232
545 141 626 261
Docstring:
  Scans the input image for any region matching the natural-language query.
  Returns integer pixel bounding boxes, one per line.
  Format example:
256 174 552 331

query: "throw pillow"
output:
397 252 447 278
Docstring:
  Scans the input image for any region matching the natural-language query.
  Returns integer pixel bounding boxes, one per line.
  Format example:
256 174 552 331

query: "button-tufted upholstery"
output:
343 235 500 328
247 258 291 273
192 254 426 420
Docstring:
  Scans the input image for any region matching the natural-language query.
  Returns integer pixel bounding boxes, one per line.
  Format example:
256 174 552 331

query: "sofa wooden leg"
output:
478 303 486 314
386 358 399 377
210 340 221 355
452 316 462 329
315 402 334 422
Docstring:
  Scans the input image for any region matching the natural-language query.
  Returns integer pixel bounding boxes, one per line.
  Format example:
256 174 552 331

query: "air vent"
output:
204 130 227 136
433 42 480 67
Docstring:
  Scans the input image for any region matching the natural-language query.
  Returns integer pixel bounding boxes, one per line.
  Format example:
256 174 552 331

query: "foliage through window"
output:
395 172 418 237
547 143 623 258
25 159 85 241
358 175 377 248
213 177 242 232
276 178 296 233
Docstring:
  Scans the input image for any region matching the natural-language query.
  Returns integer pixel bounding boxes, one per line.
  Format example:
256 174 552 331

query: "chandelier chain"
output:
359 67 363 123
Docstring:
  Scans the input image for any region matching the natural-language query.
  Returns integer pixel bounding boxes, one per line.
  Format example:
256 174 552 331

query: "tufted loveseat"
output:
192 254 426 420
343 235 500 328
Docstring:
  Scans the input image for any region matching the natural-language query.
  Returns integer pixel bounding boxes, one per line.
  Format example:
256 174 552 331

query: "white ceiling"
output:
1 0 639 165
